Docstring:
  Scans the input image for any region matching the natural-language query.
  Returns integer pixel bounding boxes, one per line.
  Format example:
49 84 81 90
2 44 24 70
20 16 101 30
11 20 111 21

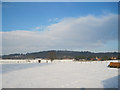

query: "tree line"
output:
1 50 119 60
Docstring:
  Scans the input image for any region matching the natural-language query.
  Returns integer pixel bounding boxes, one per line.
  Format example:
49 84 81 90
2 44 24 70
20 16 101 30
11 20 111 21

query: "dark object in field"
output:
38 60 41 63
108 62 120 68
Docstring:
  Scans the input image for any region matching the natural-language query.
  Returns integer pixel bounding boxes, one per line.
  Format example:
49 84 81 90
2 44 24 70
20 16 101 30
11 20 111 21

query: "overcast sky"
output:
2 2 118 55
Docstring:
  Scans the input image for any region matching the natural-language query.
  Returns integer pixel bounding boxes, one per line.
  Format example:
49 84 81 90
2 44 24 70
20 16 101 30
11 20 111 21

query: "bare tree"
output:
48 51 56 62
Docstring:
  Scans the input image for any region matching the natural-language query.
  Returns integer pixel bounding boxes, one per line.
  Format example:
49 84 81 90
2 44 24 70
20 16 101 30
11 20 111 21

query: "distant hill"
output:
2 50 118 60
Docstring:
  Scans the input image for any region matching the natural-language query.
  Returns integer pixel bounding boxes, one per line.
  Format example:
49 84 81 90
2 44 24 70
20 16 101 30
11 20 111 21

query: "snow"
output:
0 64 2 90
1 60 118 88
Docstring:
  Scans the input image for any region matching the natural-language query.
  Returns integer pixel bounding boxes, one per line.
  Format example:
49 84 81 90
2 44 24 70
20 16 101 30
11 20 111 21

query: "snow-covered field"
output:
0 60 119 88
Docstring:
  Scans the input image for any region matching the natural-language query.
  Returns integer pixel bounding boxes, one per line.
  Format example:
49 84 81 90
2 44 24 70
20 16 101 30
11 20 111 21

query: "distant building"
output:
97 58 102 61
111 57 117 60
90 58 96 61
96 57 102 61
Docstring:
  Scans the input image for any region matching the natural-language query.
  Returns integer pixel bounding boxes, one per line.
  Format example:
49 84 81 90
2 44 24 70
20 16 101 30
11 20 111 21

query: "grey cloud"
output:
2 14 118 55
